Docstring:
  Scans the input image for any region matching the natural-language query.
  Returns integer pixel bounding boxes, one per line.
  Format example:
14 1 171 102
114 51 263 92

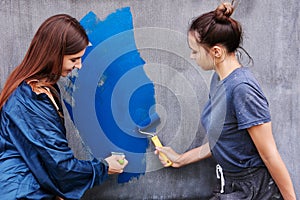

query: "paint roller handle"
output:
151 135 173 167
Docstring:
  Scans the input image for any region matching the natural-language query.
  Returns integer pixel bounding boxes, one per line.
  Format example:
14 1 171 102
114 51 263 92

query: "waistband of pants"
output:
222 166 267 180
215 165 267 193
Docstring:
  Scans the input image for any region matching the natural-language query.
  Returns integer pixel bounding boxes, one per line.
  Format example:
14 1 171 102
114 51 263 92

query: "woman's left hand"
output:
105 155 128 174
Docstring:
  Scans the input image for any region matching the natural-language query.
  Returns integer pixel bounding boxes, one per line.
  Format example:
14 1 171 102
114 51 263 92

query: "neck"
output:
214 53 241 80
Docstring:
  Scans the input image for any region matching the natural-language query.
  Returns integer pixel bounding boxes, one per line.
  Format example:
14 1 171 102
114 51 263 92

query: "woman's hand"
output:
155 146 182 168
105 154 128 174
155 143 212 168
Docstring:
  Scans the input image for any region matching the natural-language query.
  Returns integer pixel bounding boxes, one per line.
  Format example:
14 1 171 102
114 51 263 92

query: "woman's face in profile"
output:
61 48 86 77
188 32 214 71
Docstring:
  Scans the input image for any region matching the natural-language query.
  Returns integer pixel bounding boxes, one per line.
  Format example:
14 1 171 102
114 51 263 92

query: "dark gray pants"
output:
209 167 283 200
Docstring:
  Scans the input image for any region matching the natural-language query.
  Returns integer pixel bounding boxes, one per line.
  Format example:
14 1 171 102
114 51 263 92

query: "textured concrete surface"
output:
0 0 299 199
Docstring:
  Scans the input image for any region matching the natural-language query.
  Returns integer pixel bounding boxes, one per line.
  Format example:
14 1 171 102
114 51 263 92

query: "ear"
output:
211 46 223 58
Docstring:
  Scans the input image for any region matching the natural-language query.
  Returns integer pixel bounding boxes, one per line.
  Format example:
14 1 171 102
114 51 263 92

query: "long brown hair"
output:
0 14 88 110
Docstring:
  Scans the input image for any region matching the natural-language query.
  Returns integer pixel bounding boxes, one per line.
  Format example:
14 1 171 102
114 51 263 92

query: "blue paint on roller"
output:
63 7 158 183
137 113 161 133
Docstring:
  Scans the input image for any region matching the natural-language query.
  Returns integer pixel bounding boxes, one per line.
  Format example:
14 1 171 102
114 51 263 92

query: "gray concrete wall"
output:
0 0 299 199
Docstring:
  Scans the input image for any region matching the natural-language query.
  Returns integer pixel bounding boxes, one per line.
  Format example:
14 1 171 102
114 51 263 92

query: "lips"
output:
61 70 72 77
66 69 73 74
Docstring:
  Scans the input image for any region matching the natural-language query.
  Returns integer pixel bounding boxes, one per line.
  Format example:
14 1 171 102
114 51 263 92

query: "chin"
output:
199 66 211 71
199 65 214 71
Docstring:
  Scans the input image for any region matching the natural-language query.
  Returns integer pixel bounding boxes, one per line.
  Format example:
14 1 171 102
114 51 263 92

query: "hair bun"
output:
215 2 234 22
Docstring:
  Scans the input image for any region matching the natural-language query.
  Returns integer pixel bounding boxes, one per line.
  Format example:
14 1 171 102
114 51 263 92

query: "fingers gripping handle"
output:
151 135 172 167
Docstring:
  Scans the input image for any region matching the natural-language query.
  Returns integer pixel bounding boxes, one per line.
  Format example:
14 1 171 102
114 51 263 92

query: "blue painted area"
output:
95 51 151 153
63 7 157 182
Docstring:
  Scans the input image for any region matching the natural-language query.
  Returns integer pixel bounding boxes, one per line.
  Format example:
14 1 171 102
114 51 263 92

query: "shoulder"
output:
235 68 264 93
2 82 50 114
228 67 257 85
232 75 269 106
224 67 262 93
3 82 30 110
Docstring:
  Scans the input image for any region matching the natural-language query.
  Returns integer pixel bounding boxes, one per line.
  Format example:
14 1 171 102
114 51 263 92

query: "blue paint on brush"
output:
63 7 157 183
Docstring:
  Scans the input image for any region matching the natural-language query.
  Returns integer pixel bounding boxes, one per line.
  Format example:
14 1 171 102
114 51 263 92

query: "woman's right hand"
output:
156 143 211 168
155 146 182 168
104 155 128 174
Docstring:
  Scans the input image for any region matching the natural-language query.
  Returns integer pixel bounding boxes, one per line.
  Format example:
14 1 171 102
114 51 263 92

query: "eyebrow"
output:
70 56 82 60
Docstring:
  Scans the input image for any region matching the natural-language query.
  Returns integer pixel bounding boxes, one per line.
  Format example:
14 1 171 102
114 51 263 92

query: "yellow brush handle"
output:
151 135 172 167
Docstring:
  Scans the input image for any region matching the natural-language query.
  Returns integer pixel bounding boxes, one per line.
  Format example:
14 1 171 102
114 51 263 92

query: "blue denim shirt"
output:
0 82 108 199
201 67 271 172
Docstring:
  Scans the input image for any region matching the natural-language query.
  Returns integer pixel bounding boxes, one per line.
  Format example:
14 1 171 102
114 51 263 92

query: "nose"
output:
74 59 82 69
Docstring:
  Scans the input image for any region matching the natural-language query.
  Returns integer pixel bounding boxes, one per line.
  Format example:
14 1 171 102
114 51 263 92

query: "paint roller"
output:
137 113 172 167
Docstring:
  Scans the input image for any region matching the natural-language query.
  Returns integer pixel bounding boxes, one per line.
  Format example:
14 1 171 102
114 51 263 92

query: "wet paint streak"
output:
63 7 157 183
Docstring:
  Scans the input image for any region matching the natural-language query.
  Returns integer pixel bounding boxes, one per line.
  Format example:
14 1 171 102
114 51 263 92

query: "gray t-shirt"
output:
201 67 271 172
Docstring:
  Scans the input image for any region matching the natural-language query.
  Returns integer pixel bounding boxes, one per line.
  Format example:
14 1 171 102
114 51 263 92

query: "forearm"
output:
262 153 296 200
176 142 211 167
248 123 296 199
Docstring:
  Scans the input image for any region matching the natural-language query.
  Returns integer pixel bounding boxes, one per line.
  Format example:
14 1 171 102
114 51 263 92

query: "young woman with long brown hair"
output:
0 14 128 199
155 2 296 199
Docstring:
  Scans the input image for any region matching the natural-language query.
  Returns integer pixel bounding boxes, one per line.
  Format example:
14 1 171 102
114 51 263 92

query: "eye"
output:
70 59 77 63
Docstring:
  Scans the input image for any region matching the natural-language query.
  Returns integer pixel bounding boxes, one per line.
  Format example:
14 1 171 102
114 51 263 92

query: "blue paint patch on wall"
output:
63 7 157 183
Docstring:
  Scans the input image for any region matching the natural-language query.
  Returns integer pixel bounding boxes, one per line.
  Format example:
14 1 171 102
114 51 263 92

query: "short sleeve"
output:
233 83 271 130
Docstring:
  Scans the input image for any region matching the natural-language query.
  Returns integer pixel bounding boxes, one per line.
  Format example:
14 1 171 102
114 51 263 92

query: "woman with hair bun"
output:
0 14 128 199
155 2 296 199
